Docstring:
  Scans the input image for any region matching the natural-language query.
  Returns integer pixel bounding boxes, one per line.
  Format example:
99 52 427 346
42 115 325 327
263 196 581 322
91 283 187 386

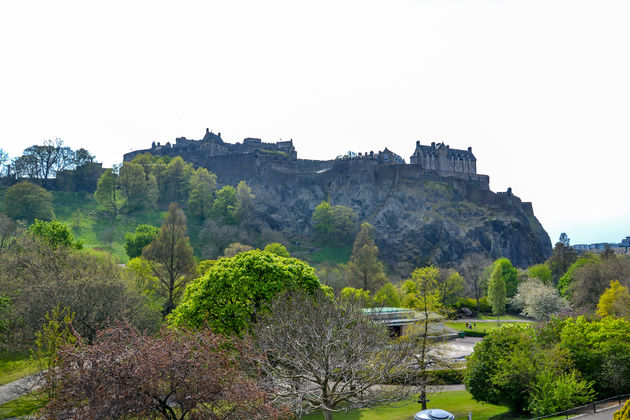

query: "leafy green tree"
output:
170 250 321 335
491 258 519 298
124 224 159 259
528 263 552 285
559 316 630 396
119 162 147 211
187 168 217 220
312 201 358 243
437 269 464 307
236 180 255 222
596 280 630 319
263 242 289 257
94 169 119 217
312 201 333 240
163 156 193 203
27 219 83 250
340 286 372 307
373 282 401 307
558 253 598 297
142 203 197 317
488 263 507 324
210 185 240 225
466 323 594 415
347 222 387 292
405 265 447 409
32 305 77 398
3 181 54 222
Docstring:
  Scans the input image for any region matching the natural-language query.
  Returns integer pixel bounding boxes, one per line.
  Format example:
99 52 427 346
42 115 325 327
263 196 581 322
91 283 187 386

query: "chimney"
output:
431 142 435 148
416 140 420 147
468 146 472 152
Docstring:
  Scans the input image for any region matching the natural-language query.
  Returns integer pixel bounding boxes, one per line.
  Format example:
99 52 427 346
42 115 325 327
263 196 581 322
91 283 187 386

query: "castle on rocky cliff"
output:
124 128 478 177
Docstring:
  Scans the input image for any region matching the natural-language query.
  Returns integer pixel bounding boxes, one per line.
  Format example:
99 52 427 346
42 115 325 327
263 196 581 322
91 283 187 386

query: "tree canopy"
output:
170 250 321 335
347 222 387 292
124 224 159 259
3 181 54 222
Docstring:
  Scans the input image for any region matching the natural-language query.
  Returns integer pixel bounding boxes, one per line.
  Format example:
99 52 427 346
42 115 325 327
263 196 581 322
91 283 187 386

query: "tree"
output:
437 269 464 308
312 201 358 243
511 277 570 320
72 148 95 167
263 242 289 257
315 264 348 294
405 265 449 409
465 323 594 415
16 138 75 179
491 258 519 298
2 181 54 222
236 180 255 222
255 290 414 420
596 280 630 319
549 240 578 284
27 219 83 250
170 250 321 335
457 254 491 315
187 167 217 220
569 255 630 312
199 219 240 258
142 203 197 317
124 224 159 259
163 156 193 203
488 263 507 324
119 162 147 211
44 323 284 420
373 283 402 307
0 148 8 177
347 222 387 292
528 263 552 285
211 185 240 225
0 214 16 251
0 235 158 347
223 242 254 257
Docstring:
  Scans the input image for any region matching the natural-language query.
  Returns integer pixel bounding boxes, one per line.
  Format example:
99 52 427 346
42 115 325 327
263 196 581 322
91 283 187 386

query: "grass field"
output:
300 390 509 420
305 243 353 265
445 320 532 334
0 392 46 419
0 353 37 386
52 191 167 263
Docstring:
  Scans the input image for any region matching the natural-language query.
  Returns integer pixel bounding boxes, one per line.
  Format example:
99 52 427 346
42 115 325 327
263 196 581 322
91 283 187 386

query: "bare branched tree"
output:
255 290 415 420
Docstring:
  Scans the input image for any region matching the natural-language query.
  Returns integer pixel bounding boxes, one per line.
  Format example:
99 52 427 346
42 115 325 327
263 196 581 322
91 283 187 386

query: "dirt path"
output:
0 373 41 405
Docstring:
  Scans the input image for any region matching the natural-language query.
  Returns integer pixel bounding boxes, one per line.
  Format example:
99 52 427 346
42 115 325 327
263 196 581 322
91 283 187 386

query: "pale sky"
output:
1 0 629 245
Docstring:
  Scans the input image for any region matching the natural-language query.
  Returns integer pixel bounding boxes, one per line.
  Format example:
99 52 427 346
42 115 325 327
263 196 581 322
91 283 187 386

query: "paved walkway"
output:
570 404 623 420
0 374 41 405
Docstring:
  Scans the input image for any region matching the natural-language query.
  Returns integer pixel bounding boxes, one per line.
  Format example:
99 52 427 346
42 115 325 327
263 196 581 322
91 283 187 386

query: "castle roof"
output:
413 142 476 161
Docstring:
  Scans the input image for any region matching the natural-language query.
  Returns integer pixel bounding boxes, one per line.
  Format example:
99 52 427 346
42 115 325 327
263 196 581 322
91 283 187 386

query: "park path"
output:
0 373 41 405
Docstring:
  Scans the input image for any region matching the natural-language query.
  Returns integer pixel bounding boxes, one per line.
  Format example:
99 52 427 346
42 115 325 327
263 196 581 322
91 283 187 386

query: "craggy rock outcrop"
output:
210 158 552 275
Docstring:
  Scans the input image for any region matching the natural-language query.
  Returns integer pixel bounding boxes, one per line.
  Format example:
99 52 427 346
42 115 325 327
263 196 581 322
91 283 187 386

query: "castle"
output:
124 128 477 177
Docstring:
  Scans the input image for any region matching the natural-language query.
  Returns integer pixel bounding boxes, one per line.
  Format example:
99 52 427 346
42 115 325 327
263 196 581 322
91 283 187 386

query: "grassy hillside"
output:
51 191 166 262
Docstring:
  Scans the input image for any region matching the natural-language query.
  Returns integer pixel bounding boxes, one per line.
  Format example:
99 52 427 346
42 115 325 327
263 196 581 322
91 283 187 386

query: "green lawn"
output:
445 320 531 334
305 243 353 265
0 353 37 386
300 390 508 420
478 314 530 321
0 392 46 419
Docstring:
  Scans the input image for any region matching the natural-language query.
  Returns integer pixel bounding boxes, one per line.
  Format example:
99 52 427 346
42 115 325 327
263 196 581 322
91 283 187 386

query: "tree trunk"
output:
420 388 428 410
322 406 334 420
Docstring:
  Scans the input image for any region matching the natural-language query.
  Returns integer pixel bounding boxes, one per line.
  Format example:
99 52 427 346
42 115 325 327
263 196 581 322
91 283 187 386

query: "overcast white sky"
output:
1 0 628 245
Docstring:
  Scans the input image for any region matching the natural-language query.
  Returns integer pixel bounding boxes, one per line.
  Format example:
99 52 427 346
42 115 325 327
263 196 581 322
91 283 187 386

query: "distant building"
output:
572 236 630 255
409 141 476 174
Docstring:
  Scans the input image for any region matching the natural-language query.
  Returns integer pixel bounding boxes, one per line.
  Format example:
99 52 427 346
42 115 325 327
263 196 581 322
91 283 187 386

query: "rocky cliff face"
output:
210 158 552 275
